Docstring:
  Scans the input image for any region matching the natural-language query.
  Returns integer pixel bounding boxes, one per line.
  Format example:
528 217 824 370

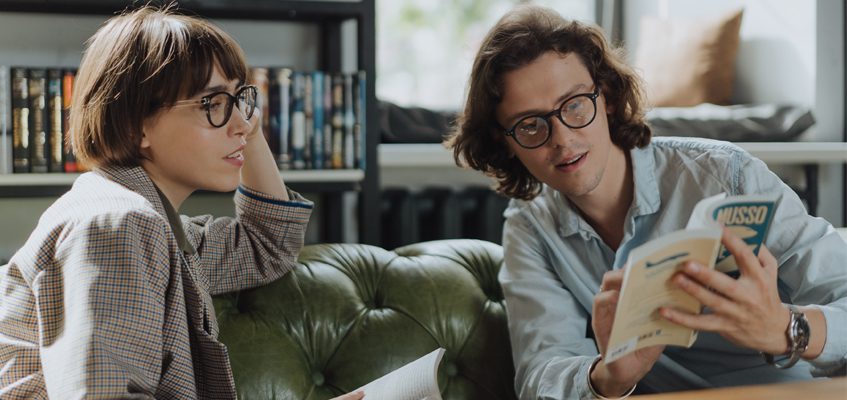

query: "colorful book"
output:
47 69 63 172
275 68 292 170
62 70 78 173
343 73 354 169
322 71 332 169
0 66 8 174
290 72 306 170
27 69 48 173
11 67 29 173
605 193 779 363
331 74 344 169
355 70 367 170
311 71 324 169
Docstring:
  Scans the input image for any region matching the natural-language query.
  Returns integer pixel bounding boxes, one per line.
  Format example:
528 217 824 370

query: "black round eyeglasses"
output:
503 86 600 149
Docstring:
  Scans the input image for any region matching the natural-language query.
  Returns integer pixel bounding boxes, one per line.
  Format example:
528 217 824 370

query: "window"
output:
376 0 597 110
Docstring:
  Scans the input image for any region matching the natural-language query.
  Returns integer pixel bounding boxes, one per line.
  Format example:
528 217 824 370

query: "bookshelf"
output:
0 0 380 244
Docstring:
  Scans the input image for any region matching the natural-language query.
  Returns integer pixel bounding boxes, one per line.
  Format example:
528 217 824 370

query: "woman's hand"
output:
591 269 664 397
330 391 364 400
660 228 791 355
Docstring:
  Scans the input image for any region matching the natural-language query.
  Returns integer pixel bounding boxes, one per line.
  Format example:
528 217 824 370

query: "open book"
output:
604 193 778 363
355 348 445 400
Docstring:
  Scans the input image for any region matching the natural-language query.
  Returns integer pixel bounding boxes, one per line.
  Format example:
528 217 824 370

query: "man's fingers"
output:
721 227 764 279
600 269 625 292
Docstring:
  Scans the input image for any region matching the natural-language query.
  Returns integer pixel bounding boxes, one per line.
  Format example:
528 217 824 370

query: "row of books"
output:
0 66 79 174
0 66 367 174
253 68 367 171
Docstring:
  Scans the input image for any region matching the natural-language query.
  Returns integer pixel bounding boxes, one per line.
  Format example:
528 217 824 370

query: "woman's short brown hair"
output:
70 5 250 169
445 5 651 200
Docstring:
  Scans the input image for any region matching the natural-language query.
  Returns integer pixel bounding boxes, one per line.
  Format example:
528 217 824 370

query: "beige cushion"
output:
634 9 744 107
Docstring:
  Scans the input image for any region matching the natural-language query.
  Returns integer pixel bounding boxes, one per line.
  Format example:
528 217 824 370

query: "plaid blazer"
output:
0 166 313 399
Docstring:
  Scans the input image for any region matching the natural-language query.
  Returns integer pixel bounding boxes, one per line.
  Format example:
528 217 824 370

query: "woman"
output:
0 5 362 399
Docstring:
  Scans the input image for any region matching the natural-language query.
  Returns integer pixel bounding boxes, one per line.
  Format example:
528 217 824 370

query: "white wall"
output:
622 0 845 226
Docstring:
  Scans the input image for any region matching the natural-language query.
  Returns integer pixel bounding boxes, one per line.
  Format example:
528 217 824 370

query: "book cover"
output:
303 73 313 169
275 68 292 170
11 67 29 173
290 71 306 170
354 70 366 170
331 73 343 169
28 68 49 173
62 70 78 173
686 193 778 273
47 69 63 172
343 73 355 169
311 70 324 169
355 347 445 400
251 67 271 144
604 193 779 363
0 66 8 174
323 70 333 169
605 228 722 363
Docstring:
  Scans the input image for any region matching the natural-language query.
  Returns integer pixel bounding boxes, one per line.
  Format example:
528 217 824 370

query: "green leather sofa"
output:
213 239 517 400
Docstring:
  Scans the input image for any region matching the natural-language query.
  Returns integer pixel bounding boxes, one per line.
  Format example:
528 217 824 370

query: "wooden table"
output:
634 377 847 399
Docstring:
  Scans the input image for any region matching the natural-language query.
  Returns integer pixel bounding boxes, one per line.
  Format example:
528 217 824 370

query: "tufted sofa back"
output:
213 239 517 400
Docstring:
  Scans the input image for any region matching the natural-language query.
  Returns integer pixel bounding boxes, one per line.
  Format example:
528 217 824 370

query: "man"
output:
446 5 846 399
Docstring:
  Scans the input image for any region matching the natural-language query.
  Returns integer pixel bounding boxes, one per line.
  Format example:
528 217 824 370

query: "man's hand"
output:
660 228 791 355
330 391 364 400
591 269 664 397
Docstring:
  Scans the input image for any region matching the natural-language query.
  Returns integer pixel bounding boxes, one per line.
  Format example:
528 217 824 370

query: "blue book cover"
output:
311 71 324 169
687 193 779 273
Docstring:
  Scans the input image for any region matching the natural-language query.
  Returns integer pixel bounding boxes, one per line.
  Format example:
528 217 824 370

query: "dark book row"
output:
0 66 367 174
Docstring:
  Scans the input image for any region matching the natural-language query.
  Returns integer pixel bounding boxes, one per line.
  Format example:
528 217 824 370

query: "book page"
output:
355 348 445 400
605 228 721 363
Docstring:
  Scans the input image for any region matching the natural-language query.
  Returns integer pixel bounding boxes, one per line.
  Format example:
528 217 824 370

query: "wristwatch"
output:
763 305 810 369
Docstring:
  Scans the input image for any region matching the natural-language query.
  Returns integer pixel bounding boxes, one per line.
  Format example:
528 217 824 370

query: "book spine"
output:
322 71 332 169
28 69 48 173
311 71 323 170
0 66 8 174
62 70 78 173
303 73 313 169
355 71 366 170
276 68 291 170
290 72 305 170
47 69 63 172
251 67 271 144
267 67 281 160
11 67 29 173
343 73 354 169
331 74 343 169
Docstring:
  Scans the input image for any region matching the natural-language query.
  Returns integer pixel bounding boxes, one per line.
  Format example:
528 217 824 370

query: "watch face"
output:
791 310 811 352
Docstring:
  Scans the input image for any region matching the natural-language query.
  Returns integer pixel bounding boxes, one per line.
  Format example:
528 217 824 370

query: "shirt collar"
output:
554 143 661 238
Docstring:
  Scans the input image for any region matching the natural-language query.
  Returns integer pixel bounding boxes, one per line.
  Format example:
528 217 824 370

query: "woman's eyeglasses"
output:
171 85 258 128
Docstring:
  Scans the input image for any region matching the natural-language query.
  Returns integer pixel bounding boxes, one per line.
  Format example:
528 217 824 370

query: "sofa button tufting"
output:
311 372 325 386
444 361 458 377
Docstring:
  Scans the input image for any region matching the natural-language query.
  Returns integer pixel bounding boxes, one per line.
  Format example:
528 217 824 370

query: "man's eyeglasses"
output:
171 85 258 128
503 86 600 149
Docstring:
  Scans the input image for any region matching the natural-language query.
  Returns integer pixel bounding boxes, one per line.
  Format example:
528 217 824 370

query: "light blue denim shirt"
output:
500 137 847 399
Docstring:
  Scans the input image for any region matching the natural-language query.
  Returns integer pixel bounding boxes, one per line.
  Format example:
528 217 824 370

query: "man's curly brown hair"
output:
444 5 651 200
